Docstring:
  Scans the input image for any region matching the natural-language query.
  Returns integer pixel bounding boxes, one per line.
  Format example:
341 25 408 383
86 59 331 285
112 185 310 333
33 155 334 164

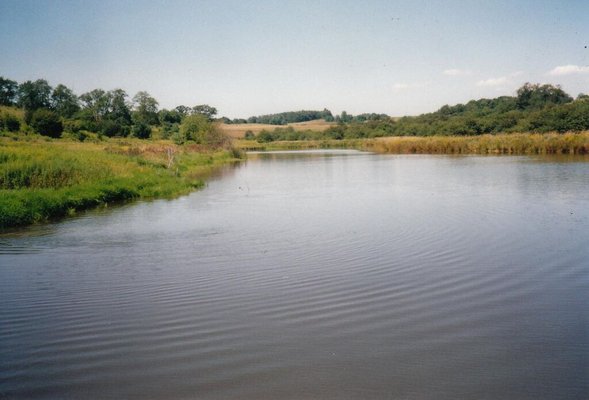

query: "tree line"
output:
0 76 222 144
250 83 589 142
223 109 334 125
3 77 587 142
223 109 390 125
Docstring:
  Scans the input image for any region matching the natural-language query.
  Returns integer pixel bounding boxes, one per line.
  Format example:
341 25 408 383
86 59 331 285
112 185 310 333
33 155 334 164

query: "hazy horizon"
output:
1 0 588 119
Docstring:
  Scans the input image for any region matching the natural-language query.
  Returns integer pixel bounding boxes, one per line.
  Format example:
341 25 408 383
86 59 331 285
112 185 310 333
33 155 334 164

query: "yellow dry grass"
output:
365 132 589 155
220 119 335 138
0 105 25 119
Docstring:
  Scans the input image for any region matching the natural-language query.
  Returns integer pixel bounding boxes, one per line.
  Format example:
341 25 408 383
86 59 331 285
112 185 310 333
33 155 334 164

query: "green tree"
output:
18 80 53 122
108 89 132 125
159 109 183 124
132 91 159 125
338 111 353 123
0 77 18 106
192 104 218 120
516 83 573 110
175 105 191 116
51 84 80 117
79 89 110 122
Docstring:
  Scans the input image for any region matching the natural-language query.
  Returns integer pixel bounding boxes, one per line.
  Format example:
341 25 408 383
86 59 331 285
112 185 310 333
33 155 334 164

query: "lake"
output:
1 150 588 399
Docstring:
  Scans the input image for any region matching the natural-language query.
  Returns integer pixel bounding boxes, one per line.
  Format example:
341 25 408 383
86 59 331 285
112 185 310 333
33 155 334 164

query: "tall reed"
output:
363 133 589 155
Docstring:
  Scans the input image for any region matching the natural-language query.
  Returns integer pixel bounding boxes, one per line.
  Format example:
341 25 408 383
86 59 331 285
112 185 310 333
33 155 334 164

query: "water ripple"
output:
1 153 588 399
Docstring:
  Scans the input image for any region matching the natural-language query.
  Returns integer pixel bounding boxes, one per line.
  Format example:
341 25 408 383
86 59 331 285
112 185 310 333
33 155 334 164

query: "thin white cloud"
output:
443 68 472 76
476 76 509 87
548 65 589 76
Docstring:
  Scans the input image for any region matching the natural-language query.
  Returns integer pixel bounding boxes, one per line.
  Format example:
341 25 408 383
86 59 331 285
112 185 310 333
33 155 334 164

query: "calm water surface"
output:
1 151 588 399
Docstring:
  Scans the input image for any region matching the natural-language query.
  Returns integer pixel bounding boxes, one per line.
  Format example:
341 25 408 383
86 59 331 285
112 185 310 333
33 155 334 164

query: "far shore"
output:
235 132 589 155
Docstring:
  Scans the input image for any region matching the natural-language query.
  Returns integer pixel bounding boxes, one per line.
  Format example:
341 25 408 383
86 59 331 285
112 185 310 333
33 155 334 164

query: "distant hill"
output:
238 83 589 142
222 109 391 126
223 109 335 125
220 119 335 139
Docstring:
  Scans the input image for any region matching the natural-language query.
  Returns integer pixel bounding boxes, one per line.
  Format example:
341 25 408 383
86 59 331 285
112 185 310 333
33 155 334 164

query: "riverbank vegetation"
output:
236 132 589 155
2 74 589 228
0 139 240 228
364 132 589 155
0 76 248 228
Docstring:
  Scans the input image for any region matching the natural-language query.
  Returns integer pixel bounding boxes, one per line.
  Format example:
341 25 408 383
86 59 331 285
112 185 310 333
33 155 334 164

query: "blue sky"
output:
1 0 588 118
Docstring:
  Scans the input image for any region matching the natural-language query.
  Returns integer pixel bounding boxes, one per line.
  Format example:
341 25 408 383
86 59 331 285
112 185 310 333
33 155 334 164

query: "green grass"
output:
0 139 241 228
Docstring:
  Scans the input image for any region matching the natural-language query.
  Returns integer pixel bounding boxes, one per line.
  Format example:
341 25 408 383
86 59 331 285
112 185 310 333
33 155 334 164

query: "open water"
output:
1 151 588 399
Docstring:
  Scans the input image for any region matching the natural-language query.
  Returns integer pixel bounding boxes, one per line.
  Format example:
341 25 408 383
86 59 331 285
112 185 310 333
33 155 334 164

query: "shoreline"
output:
235 132 589 155
0 139 242 229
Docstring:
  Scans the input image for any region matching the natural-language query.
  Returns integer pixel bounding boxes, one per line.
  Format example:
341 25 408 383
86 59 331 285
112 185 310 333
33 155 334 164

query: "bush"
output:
29 108 63 138
160 122 179 139
171 131 185 145
63 119 83 134
62 129 89 142
179 114 229 146
131 122 152 139
2 113 21 132
256 129 274 143
101 120 129 137
179 114 210 143
244 130 255 140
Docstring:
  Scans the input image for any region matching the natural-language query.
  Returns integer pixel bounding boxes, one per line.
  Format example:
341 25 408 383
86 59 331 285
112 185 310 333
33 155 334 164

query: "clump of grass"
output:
0 139 241 228
0 146 114 189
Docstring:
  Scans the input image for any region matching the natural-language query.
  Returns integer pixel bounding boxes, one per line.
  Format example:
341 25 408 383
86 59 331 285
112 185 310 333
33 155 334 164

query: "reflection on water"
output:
1 151 588 400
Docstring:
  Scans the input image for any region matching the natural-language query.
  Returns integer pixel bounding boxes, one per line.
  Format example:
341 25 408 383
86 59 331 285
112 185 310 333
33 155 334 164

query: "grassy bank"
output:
236 132 589 155
0 139 241 228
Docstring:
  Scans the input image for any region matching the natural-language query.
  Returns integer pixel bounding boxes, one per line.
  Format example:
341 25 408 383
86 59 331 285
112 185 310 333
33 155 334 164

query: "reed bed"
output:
237 133 589 155
363 133 589 155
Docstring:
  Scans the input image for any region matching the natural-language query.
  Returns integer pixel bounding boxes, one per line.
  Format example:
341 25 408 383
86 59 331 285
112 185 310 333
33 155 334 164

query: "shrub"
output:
244 130 255 140
131 122 152 139
179 114 210 143
101 120 129 137
2 113 21 132
29 108 63 138
160 122 179 139
256 130 274 143
62 129 89 142
179 114 229 147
